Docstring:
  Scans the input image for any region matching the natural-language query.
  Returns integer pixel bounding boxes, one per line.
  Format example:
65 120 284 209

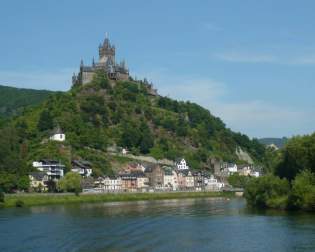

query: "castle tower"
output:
98 34 115 65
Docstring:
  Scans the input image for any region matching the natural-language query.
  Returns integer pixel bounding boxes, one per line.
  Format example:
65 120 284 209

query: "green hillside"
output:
0 85 54 118
0 71 269 191
259 137 288 149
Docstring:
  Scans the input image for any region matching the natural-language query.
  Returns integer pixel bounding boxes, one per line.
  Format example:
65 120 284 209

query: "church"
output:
72 35 129 86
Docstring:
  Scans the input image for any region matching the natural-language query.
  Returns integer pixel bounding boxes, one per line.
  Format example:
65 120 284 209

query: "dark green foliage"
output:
245 133 315 211
0 85 53 118
228 173 252 188
275 133 315 180
244 175 290 209
288 170 315 210
15 199 24 207
37 109 54 131
58 172 82 193
0 190 4 203
92 70 110 89
0 126 30 192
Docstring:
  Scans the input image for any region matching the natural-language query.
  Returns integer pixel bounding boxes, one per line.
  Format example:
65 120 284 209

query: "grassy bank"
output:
2 191 233 208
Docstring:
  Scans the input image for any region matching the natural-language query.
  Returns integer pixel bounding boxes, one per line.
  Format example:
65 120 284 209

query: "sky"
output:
0 0 314 138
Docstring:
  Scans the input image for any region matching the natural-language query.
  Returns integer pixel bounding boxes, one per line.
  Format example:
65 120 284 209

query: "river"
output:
0 198 314 252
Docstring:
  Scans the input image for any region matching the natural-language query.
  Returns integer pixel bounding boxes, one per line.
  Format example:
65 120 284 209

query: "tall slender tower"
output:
98 34 115 64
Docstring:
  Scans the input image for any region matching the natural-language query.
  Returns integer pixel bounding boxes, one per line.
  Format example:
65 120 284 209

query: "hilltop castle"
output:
72 35 129 86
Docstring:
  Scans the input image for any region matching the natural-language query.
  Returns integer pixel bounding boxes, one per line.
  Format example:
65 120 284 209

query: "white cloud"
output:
215 51 315 66
288 55 315 65
137 69 314 138
0 68 75 91
213 100 313 137
215 52 277 63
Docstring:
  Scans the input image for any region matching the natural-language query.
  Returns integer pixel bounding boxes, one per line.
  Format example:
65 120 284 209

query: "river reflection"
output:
0 198 314 252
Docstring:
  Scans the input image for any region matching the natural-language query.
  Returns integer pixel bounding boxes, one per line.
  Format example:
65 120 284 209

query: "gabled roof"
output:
51 126 64 135
29 172 47 180
175 157 185 163
72 160 92 169
178 170 192 176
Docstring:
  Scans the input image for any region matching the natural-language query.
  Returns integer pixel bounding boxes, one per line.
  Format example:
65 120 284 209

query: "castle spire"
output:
80 59 84 68
92 57 95 67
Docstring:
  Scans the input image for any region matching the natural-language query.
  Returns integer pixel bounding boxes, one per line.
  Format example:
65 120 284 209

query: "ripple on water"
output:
1 198 315 252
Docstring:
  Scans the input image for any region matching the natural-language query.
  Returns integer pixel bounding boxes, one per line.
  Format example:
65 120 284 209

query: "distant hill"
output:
259 137 288 149
0 85 54 118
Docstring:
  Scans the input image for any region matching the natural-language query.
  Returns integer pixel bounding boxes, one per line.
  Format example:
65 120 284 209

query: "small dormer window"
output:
60 134 62 139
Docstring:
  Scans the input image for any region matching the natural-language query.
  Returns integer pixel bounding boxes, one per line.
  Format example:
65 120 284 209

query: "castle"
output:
72 35 129 86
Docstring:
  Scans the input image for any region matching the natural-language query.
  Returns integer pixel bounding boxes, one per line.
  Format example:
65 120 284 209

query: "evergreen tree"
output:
37 109 53 131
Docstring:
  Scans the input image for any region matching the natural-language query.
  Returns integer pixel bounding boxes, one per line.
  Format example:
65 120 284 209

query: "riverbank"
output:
1 191 234 208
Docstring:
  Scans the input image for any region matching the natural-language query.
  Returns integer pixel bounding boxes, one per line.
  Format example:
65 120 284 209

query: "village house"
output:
121 173 138 192
237 164 252 176
222 163 238 175
145 165 164 189
163 166 178 190
205 175 224 191
178 170 194 190
192 171 207 190
133 171 149 191
102 176 122 191
71 160 93 177
119 163 146 175
29 172 48 191
49 127 66 142
32 160 65 180
250 171 260 177
176 158 189 170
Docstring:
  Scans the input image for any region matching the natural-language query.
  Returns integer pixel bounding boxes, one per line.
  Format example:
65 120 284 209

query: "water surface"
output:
0 198 314 252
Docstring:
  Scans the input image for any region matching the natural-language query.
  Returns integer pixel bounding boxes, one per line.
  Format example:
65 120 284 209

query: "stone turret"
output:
72 35 129 86
99 36 116 64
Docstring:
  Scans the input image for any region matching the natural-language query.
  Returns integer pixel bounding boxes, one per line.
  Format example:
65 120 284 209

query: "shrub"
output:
0 190 4 203
228 173 252 188
289 170 315 211
244 175 290 209
58 172 82 193
15 200 25 208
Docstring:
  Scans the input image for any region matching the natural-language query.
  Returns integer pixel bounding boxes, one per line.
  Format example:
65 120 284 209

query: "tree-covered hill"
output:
0 71 269 190
0 85 54 118
258 137 288 149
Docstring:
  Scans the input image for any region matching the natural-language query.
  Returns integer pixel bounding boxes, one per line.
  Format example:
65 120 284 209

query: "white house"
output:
205 175 224 191
50 127 65 142
227 163 238 174
237 164 252 176
176 158 189 170
102 176 122 191
33 160 65 180
29 172 49 191
250 171 260 177
122 148 128 155
71 160 93 177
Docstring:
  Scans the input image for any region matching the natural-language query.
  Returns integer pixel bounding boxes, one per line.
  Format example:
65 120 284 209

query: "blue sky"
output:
0 0 314 138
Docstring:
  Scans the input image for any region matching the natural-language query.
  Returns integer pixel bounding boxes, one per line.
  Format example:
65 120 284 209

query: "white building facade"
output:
176 159 189 170
33 160 65 180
